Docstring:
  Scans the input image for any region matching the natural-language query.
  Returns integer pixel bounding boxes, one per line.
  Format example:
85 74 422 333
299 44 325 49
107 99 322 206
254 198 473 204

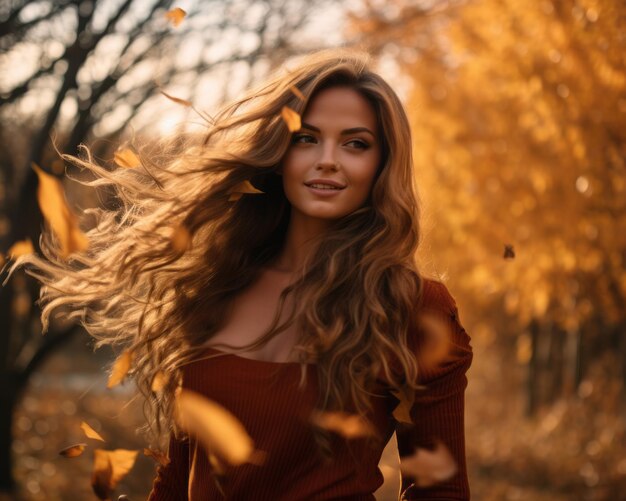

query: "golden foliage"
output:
280 106 301 132
81 421 105 442
107 350 134 389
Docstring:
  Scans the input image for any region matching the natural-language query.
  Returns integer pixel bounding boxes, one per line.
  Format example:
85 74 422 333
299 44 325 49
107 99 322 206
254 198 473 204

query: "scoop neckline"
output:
201 346 312 367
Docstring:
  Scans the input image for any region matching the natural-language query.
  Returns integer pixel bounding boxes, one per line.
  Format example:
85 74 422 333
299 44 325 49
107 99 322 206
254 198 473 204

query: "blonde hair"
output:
6 48 424 457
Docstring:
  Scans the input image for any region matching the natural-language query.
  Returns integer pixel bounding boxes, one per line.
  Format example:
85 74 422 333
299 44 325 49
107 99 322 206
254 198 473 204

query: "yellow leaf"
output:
32 163 89 259
227 180 265 202
59 443 88 458
151 371 167 392
91 449 138 500
143 447 170 466
390 387 414 425
81 421 105 442
174 389 258 466
107 350 134 389
160 90 192 107
399 441 457 487
7 239 34 259
113 148 141 169
165 7 186 27
280 106 301 132
289 85 305 101
170 225 191 253
309 410 375 439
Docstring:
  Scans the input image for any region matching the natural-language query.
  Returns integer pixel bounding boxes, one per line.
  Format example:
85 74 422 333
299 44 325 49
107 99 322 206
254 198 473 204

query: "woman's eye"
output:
346 139 369 149
292 134 316 144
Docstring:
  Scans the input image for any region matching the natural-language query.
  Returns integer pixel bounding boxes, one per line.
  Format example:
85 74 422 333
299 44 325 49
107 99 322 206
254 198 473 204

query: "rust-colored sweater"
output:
148 279 473 500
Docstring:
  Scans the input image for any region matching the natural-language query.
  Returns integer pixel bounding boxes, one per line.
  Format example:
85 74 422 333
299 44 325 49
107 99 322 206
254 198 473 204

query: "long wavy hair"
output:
5 48 425 458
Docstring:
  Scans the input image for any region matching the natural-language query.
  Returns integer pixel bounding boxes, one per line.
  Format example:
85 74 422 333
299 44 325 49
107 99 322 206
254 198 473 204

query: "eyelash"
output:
291 134 370 149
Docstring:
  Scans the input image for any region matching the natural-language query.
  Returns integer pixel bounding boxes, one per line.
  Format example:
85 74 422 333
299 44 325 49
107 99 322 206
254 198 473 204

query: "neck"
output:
270 210 332 273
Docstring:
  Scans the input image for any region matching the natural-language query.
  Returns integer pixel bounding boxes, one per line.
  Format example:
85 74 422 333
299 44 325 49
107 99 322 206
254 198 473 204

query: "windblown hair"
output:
6 48 425 457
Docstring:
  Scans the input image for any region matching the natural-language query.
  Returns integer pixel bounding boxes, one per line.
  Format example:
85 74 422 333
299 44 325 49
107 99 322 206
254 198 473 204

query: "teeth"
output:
309 183 341 190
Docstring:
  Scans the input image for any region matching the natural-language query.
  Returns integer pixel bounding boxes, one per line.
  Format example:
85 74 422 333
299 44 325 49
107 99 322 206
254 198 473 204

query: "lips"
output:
303 179 346 189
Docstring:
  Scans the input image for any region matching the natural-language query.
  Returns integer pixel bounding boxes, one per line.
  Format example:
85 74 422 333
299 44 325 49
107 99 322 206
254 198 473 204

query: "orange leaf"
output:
289 85 305 100
151 371 167 393
399 441 458 487
310 410 375 439
165 7 186 27
91 449 138 500
390 387 415 425
107 349 134 389
143 448 170 466
280 106 301 132
170 224 191 253
174 389 258 466
59 443 88 458
160 90 192 107
81 421 105 442
7 239 35 259
32 163 89 259
227 180 264 202
113 148 141 169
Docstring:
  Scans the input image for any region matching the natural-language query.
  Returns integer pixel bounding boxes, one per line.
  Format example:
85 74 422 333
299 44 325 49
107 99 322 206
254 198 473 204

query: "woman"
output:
8 49 473 499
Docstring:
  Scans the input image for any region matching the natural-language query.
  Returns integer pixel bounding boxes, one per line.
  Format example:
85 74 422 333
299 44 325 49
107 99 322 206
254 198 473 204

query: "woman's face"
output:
279 86 382 225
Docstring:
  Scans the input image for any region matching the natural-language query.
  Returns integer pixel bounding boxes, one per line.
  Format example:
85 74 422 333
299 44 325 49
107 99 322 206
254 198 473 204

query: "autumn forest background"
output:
0 0 624 499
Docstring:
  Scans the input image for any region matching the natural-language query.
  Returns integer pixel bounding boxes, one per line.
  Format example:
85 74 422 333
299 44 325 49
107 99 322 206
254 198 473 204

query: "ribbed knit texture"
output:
147 279 473 500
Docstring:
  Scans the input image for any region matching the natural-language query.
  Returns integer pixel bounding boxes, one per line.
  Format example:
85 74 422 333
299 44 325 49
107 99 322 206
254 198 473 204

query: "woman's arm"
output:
396 280 473 500
147 433 190 501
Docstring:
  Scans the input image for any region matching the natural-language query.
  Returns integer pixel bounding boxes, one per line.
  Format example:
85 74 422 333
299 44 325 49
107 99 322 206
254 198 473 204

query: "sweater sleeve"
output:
395 280 473 500
146 433 190 501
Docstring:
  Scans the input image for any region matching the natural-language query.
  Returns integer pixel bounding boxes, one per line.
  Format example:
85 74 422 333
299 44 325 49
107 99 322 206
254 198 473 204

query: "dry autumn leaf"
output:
227 180 265 202
399 441 458 488
59 443 88 458
170 224 191 253
81 421 105 442
113 148 141 169
32 162 89 259
310 410 376 439
7 238 34 259
143 448 170 466
107 349 134 389
160 90 192 107
151 371 167 392
281 106 301 132
165 7 186 27
289 85 305 100
91 449 139 500
503 244 515 259
174 389 257 466
390 387 415 425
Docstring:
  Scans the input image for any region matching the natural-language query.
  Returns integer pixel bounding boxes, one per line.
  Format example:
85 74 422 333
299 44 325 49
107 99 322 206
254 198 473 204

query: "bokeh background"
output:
1 0 625 499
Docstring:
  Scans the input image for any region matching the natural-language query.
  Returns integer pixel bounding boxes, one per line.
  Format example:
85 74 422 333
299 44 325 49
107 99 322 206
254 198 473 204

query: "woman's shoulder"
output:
418 277 458 315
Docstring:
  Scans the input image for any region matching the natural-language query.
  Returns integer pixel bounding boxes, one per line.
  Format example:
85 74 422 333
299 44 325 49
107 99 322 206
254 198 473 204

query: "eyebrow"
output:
300 121 376 138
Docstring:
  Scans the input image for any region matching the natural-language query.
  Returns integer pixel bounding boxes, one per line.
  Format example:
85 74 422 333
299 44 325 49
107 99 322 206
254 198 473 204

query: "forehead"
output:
303 86 377 131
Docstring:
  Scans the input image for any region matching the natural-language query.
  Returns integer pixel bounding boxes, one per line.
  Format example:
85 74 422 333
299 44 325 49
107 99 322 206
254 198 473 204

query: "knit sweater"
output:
147 279 473 500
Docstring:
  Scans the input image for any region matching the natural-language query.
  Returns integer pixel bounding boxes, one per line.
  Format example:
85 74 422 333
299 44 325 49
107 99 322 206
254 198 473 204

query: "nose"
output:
315 142 338 171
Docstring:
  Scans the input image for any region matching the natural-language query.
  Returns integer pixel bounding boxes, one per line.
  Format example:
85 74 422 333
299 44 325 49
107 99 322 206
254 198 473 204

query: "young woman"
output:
9 49 473 499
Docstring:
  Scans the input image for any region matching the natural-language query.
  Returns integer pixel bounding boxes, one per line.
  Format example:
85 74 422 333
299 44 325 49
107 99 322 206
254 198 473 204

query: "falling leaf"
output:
81 421 105 442
59 443 88 458
165 7 186 27
390 387 415 425
151 371 167 392
91 449 139 500
107 350 134 389
170 225 191 253
281 106 301 132
399 441 458 487
160 90 192 107
113 148 141 169
32 163 89 259
7 239 34 259
503 244 515 259
143 448 170 466
310 410 376 439
289 85 305 100
174 389 258 466
227 180 265 202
